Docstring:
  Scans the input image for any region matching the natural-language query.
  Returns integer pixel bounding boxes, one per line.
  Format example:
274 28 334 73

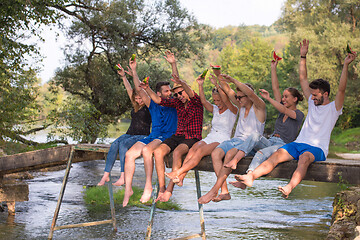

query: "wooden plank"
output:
0 144 109 176
165 156 360 185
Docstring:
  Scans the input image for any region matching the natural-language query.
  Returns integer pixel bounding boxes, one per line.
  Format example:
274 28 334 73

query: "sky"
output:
37 0 286 84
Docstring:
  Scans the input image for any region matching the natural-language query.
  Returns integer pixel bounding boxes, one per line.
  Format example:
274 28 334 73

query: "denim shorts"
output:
280 142 326 162
139 134 166 145
216 137 245 155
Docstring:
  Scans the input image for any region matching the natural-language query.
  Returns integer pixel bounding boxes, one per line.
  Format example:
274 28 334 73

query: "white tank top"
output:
234 105 265 140
208 105 237 138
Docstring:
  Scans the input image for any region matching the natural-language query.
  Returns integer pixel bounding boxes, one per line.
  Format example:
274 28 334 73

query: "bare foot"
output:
140 187 153 203
212 193 231 202
234 174 253 187
122 188 134 207
229 181 247 190
97 174 110 186
198 191 218 204
112 174 125 186
224 158 239 170
155 191 165 202
156 190 172 202
165 171 178 181
278 185 292 199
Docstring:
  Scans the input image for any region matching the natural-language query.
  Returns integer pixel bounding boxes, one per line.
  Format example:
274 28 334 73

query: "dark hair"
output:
155 81 170 93
212 88 219 94
236 83 254 92
285 87 304 104
309 79 330 95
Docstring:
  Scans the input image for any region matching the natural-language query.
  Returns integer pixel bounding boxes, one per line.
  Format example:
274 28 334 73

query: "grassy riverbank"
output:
83 185 181 211
328 127 360 158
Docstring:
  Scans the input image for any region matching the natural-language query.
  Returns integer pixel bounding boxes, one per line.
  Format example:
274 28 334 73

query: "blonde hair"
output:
131 89 144 112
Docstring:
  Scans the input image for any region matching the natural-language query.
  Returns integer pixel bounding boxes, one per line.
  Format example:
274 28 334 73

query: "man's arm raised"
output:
335 51 357 111
299 39 311 100
164 50 179 76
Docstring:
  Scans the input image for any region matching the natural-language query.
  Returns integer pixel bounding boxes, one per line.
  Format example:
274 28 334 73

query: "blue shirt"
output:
148 99 177 139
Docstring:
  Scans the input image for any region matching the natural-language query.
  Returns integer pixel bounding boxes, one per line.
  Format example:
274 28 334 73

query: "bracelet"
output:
301 55 306 59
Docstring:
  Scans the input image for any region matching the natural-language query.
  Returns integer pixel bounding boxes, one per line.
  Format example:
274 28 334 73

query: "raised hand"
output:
170 73 181 84
209 74 217 86
124 66 133 77
129 56 137 71
116 63 125 77
271 59 278 69
300 39 309 57
139 81 149 90
259 89 270 100
164 50 176 64
344 51 357 65
196 75 205 86
220 74 233 83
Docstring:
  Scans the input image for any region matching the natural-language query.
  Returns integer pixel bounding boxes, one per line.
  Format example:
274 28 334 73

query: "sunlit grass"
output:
83 185 181 211
330 127 360 154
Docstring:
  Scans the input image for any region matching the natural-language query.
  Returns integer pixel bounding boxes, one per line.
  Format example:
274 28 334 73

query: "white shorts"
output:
202 131 231 145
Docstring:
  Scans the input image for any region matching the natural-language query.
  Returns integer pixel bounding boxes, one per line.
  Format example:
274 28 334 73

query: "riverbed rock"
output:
327 186 360 239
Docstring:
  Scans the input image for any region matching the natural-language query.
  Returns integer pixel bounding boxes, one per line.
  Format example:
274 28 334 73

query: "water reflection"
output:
0 159 340 240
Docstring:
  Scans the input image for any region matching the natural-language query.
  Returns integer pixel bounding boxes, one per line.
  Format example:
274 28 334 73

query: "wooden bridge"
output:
0 144 359 239
0 144 359 184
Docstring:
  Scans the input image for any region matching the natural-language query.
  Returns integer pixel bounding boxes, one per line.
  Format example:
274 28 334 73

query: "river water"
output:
0 157 340 240
0 128 342 240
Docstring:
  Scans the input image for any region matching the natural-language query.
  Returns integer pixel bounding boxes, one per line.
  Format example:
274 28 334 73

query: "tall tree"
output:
51 0 210 143
276 0 360 128
0 0 70 144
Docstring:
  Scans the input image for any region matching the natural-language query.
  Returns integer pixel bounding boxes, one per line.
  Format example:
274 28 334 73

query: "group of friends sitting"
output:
97 39 357 207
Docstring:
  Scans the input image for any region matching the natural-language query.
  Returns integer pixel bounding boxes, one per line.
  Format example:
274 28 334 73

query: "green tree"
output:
0 0 70 144
276 0 360 129
52 0 210 143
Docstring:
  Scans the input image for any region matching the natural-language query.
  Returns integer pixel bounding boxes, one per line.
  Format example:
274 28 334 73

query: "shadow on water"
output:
0 158 341 240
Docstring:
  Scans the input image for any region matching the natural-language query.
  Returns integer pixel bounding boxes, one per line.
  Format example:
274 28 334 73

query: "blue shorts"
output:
139 133 165 145
280 142 326 162
216 137 245 155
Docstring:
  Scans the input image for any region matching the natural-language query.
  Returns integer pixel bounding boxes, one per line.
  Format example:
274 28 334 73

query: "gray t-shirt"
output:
273 109 304 143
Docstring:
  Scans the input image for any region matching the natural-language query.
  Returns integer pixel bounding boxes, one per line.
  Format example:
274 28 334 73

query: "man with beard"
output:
234 39 357 198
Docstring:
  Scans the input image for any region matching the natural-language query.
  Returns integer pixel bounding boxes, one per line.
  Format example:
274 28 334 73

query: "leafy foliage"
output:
52 0 210 142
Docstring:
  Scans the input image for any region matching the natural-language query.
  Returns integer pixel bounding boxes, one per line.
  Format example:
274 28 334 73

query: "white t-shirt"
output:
295 95 342 157
234 105 265 141
203 105 237 144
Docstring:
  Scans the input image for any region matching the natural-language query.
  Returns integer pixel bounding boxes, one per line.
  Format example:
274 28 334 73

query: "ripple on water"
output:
0 160 340 239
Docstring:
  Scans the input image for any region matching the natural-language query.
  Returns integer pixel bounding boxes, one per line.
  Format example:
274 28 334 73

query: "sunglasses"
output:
235 95 247 100
173 90 184 98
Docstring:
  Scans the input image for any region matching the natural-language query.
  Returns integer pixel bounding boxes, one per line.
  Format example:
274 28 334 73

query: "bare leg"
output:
198 148 238 204
97 172 110 186
234 148 293 188
278 152 315 198
122 142 144 207
157 144 189 202
165 142 219 186
140 140 161 203
153 144 171 199
224 150 245 170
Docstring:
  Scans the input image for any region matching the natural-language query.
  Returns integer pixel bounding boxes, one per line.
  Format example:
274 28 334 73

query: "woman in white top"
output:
165 73 237 186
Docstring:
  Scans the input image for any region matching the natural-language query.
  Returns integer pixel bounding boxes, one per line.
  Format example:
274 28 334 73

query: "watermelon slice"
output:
346 43 352 54
143 77 149 84
200 69 208 78
114 63 122 70
212 65 221 70
273 51 282 61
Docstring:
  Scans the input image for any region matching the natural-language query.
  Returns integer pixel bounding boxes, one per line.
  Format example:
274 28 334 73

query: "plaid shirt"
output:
160 92 203 140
